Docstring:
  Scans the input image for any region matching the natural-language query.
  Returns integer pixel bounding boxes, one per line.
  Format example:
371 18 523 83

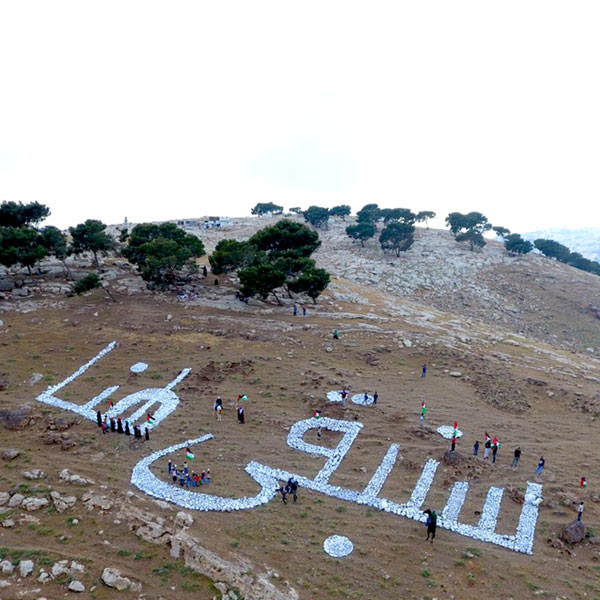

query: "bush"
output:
73 273 101 295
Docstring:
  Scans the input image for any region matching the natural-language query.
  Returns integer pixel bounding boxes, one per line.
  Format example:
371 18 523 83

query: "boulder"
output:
59 469 94 485
560 520 586 544
0 404 35 430
1 448 20 461
68 580 85 592
50 491 77 513
101 567 140 592
0 491 8 506
175 511 194 528
51 560 70 578
82 491 113 511
19 559 34 577
443 450 463 466
0 279 15 292
8 493 24 508
2 518 15 528
22 497 49 511
0 559 14 575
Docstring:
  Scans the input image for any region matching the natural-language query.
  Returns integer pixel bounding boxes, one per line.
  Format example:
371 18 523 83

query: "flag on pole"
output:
313 410 321 419
240 394 249 401
186 447 195 461
146 413 155 426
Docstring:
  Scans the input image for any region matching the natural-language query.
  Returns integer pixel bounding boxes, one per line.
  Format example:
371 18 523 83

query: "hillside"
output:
0 217 599 599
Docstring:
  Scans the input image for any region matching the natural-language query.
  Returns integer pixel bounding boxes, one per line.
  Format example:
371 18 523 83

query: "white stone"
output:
448 371 463 377
0 560 14 575
0 492 9 506
51 560 70 578
19 559 35 577
23 470 46 480
50 491 77 513
175 511 194 528
22 497 49 511
68 580 85 592
8 493 24 507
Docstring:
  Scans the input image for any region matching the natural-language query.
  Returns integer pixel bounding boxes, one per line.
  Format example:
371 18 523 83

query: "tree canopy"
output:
122 222 205 287
329 205 351 220
534 238 571 262
356 203 381 224
493 226 511 238
346 222 376 247
0 226 47 273
0 201 50 228
251 202 283 216
69 220 116 269
446 212 491 251
504 233 533 255
379 222 415 256
303 206 330 230
208 219 330 304
416 211 436 227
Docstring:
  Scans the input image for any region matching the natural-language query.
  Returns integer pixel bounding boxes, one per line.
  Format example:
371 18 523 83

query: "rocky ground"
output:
0 216 600 599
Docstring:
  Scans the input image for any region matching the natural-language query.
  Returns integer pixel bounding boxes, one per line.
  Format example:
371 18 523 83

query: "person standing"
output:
420 401 426 425
373 391 378 405
512 447 521 468
237 405 245 424
293 304 298 316
96 411 102 427
535 456 545 476
451 436 456 452
340 389 348 407
214 397 223 420
423 509 437 543
492 442 498 463
421 364 427 378
483 437 491 460
577 501 584 522
473 440 480 456
302 306 306 316
168 459 172 475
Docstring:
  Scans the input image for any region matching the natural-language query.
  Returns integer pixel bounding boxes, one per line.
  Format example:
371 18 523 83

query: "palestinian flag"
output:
240 394 249 401
313 410 321 419
186 447 195 461
421 402 426 415
581 477 587 488
146 413 155 426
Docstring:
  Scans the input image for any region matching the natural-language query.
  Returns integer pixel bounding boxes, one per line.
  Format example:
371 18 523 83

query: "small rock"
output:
325 346 333 353
2 518 15 527
0 491 9 506
448 371 463 377
68 580 85 592
101 567 139 591
23 469 46 480
51 560 69 578
27 373 43 386
1 448 20 461
166 314 173 321
19 559 35 577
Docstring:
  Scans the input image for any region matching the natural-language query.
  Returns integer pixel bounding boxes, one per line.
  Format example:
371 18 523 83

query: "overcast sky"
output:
1 2 599 232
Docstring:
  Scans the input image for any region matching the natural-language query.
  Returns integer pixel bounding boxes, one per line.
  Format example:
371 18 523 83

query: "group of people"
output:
96 410 149 440
292 304 307 316
168 459 211 488
213 395 247 424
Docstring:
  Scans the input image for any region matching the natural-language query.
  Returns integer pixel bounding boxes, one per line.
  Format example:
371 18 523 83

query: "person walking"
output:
535 456 545 476
577 501 584 522
492 443 498 463
373 391 378 405
512 447 521 468
473 440 480 456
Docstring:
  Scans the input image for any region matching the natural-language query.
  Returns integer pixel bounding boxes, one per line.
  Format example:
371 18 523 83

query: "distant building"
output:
177 219 200 228
203 217 231 229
